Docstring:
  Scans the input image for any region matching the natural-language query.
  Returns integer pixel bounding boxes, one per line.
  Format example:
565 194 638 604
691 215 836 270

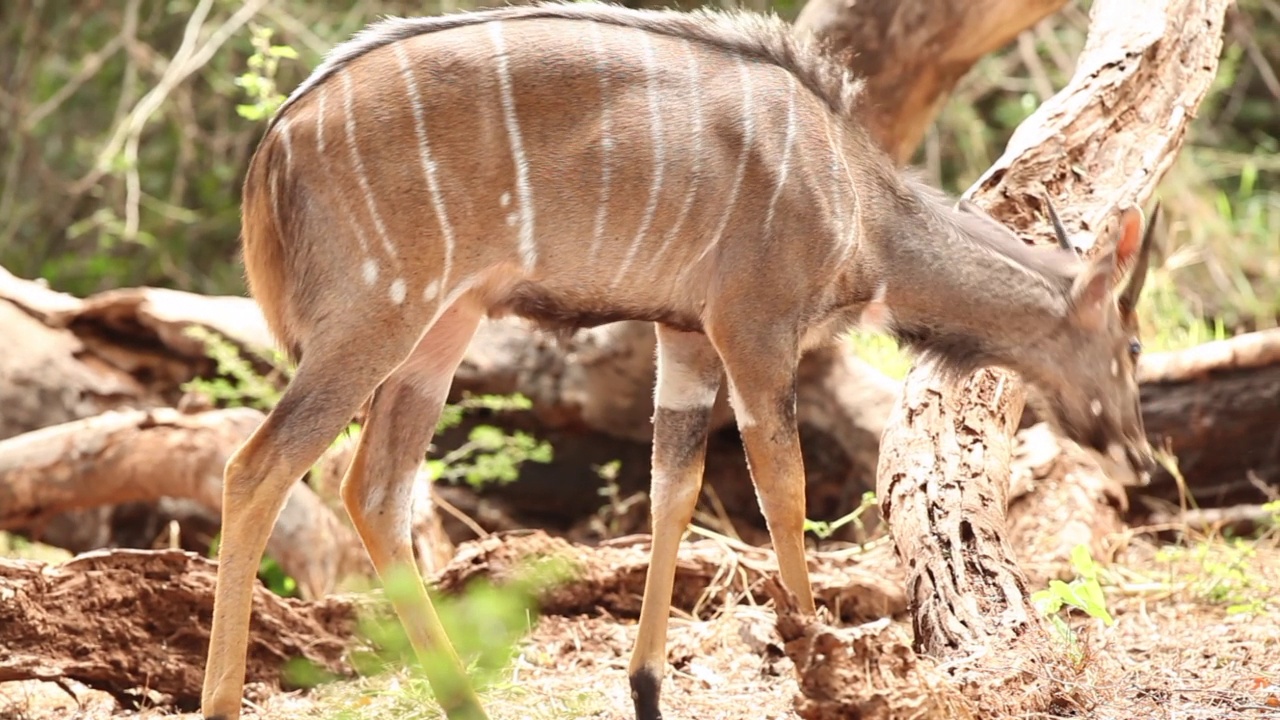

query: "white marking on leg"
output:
763 75 798 237
587 24 612 265
423 279 441 302
389 278 407 305
341 73 399 263
610 32 665 287
1111 359 1119 376
682 57 755 279
362 258 379 286
858 282 893 332
394 42 456 288
500 191 511 208
649 40 702 270
315 88 327 153
726 379 757 429
488 22 537 273
655 355 717 412
276 117 294 173
1090 399 1104 417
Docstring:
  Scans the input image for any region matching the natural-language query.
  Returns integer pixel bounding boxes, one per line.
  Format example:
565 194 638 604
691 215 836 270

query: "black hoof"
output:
629 668 663 720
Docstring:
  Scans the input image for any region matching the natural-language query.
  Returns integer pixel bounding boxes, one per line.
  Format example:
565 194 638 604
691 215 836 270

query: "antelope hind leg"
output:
200 324 424 720
339 301 488 720
628 325 722 720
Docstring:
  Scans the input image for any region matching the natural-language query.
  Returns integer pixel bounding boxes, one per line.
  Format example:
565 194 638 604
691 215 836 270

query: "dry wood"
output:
870 0 1232 714
0 549 357 709
434 529 906 623
794 0 1069 164
0 408 379 598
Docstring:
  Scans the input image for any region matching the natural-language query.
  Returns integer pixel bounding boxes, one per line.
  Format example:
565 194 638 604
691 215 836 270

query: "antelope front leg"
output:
628 326 722 720
715 333 817 616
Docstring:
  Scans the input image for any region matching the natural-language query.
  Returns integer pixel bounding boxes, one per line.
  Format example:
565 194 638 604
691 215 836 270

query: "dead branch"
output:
872 0 1232 715
434 530 906 623
0 408 373 598
794 0 1070 164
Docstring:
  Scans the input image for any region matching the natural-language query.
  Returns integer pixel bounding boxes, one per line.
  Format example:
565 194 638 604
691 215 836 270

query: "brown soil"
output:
1 531 1277 720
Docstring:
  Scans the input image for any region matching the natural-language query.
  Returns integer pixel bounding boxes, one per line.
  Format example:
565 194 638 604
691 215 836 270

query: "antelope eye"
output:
1128 339 1142 357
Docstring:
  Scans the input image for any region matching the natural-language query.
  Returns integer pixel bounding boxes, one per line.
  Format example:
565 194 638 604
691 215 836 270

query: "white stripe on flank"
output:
341 72 399 262
311 86 371 258
315 87 327 153
763 75 798 236
393 42 456 289
683 57 755 277
487 22 537 273
823 108 859 264
649 40 702 270
276 117 294 173
587 24 613 265
610 31 665 287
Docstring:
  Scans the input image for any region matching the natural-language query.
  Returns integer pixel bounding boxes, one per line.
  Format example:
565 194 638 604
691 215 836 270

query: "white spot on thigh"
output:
500 191 511 208
1111 359 1119 376
726 380 757 428
1090 399 1104 416
506 212 518 227
389 278 406 305
362 258 379 285
423 279 440 302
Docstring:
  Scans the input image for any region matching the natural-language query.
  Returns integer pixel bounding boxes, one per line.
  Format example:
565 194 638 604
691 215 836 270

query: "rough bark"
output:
794 0 1070 164
873 0 1232 714
0 549 358 710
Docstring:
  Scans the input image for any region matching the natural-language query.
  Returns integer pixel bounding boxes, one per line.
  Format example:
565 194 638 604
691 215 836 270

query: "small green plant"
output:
803 491 878 540
235 25 298 122
1155 538 1275 615
424 394 553 491
181 326 285 410
1032 545 1115 662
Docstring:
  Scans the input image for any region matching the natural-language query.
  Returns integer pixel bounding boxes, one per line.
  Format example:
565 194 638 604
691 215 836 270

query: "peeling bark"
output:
873 0 1232 713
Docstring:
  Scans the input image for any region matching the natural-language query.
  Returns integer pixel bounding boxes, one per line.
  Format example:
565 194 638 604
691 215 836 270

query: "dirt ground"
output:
1 534 1278 720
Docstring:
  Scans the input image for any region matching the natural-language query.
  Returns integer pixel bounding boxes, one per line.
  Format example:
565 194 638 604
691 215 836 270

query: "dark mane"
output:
269 1 863 132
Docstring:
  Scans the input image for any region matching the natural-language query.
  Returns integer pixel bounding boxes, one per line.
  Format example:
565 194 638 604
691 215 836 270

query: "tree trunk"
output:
874 0 1231 715
794 0 1070 165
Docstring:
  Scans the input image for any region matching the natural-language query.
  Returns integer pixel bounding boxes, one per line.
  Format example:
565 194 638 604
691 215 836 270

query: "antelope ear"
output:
1118 204 1159 314
1112 205 1145 278
1070 251 1117 330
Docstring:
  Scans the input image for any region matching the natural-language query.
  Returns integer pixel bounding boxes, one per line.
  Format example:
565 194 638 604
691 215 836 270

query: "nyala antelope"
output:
201 3 1157 719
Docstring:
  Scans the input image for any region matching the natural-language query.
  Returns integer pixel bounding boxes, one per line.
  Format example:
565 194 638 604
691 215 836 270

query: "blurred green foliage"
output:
0 0 1276 346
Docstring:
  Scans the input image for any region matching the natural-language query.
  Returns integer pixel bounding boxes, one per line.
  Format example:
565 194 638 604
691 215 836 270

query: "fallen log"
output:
0 408 383 598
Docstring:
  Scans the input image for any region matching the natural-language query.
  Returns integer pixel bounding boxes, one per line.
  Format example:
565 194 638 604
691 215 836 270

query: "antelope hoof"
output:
630 667 664 720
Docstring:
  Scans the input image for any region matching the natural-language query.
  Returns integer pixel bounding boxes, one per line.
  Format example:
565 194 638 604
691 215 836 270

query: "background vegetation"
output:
1 0 1276 371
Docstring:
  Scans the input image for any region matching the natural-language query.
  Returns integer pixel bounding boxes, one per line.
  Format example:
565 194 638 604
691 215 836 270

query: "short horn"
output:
1044 195 1076 254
